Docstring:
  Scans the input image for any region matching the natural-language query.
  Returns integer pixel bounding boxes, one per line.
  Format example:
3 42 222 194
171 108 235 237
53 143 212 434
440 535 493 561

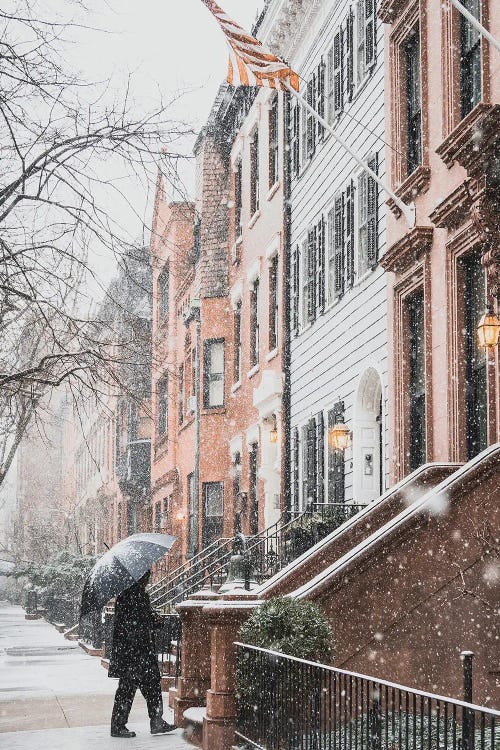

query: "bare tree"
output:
0 0 193 488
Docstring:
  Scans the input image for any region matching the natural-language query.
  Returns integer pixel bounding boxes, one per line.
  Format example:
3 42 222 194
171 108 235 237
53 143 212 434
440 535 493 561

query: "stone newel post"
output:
173 598 213 726
202 600 257 750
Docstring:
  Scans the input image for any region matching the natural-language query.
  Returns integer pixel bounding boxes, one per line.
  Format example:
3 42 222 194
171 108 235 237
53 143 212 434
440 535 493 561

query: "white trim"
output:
248 209 261 229
246 259 261 287
231 381 241 394
267 181 281 201
230 280 243 309
229 435 243 459
265 234 280 261
247 364 260 379
265 348 279 362
246 423 259 447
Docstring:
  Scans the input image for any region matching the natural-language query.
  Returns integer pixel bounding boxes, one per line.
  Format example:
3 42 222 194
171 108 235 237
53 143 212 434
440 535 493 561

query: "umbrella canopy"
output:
80 533 175 618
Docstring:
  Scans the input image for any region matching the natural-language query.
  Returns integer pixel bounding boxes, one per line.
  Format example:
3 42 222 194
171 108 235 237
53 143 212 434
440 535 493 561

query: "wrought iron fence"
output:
235 643 500 750
79 610 104 650
151 502 367 610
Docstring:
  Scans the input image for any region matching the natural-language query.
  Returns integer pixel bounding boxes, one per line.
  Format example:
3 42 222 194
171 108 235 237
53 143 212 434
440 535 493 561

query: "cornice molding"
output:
436 103 500 175
429 181 473 230
381 226 434 274
387 166 431 218
378 0 408 23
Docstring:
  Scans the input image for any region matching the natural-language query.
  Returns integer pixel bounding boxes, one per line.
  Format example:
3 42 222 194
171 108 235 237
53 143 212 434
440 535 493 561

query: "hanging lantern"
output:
477 306 500 349
328 417 351 452
269 415 278 444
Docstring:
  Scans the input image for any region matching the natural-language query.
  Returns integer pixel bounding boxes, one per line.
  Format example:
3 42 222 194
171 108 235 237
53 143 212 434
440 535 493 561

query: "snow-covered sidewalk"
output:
0 601 191 749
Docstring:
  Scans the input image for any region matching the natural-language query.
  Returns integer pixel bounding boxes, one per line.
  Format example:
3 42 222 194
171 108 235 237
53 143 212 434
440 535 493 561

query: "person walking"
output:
108 570 176 738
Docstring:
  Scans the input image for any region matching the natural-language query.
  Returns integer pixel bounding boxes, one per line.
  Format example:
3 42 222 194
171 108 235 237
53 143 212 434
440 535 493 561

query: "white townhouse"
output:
259 0 389 510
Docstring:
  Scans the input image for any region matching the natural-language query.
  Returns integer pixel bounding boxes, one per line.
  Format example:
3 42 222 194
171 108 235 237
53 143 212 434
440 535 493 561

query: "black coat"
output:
108 581 160 684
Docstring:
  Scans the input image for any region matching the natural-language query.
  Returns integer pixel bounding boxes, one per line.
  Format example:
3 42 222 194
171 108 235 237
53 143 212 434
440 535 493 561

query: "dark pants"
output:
111 674 163 729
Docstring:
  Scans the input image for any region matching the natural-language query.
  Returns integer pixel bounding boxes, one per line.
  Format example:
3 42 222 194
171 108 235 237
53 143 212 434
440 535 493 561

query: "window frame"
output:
158 264 170 322
268 254 279 351
157 375 169 437
250 128 260 217
250 278 260 367
234 300 242 383
268 96 279 189
203 338 225 409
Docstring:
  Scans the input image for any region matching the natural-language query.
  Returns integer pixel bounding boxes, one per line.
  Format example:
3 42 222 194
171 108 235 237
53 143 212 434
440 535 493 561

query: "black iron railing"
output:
235 643 500 750
151 502 366 610
79 611 104 650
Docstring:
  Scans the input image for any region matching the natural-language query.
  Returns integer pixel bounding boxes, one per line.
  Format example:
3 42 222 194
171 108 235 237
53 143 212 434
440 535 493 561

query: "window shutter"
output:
334 194 345 299
367 153 379 268
365 0 377 70
292 426 299 512
317 216 326 314
317 59 326 139
292 243 300 335
306 417 317 503
346 9 355 101
307 227 317 322
346 181 355 288
316 411 325 504
333 29 344 116
306 77 316 159
290 99 300 176
327 47 335 124
329 402 345 503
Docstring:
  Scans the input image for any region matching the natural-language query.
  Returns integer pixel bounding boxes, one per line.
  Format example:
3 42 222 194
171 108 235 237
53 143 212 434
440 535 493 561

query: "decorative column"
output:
202 599 257 750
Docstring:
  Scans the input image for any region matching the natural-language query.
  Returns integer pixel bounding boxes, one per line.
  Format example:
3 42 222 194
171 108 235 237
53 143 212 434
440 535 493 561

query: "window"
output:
461 251 487 459
178 364 184 426
233 452 242 532
301 237 310 325
328 403 345 502
203 339 225 408
357 0 377 84
234 301 242 382
290 99 300 177
250 130 259 216
269 255 279 350
459 0 481 119
235 161 242 238
202 482 224 546
155 501 162 532
163 496 169 516
158 265 169 321
408 291 426 471
404 27 422 176
157 376 168 436
249 443 258 534
269 97 279 188
306 75 316 160
302 413 325 508
328 30 344 122
250 279 260 367
187 473 198 554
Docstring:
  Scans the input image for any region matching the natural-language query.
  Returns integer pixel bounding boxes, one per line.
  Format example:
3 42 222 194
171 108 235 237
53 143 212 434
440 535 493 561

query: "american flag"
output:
201 0 299 91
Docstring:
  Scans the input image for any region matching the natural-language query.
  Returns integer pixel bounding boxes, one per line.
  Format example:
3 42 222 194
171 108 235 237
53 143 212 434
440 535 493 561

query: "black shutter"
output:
292 243 300 335
306 417 317 503
317 59 326 140
346 181 355 288
333 29 344 116
346 9 354 101
317 216 326 314
328 402 345 503
291 99 300 176
334 193 345 299
316 411 325 504
306 76 316 159
365 0 377 70
367 153 379 268
292 427 299 512
307 227 317 322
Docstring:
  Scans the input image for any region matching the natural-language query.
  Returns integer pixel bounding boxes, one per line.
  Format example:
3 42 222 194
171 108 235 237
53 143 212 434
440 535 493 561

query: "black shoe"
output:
150 718 176 734
111 726 136 738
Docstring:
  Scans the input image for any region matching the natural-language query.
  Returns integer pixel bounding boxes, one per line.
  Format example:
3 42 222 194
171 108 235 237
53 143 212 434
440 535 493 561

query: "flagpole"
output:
449 0 500 53
284 82 416 229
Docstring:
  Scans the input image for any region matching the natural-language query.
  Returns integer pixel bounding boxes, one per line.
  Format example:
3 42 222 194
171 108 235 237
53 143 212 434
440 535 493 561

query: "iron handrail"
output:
149 535 233 596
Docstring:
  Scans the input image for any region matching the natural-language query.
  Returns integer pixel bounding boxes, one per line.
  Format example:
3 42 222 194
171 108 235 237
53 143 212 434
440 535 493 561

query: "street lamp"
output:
328 416 351 452
477 306 500 349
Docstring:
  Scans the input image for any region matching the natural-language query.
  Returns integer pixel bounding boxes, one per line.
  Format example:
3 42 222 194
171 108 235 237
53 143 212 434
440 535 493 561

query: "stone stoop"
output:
182 706 206 747
78 639 104 657
24 612 42 620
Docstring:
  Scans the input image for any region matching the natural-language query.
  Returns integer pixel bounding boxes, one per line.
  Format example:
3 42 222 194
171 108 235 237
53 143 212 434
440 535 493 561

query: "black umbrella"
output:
80 533 175 618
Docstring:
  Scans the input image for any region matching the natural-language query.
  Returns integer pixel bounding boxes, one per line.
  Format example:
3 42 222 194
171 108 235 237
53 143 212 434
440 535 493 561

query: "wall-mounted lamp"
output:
328 416 351 452
269 414 278 444
477 305 500 349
